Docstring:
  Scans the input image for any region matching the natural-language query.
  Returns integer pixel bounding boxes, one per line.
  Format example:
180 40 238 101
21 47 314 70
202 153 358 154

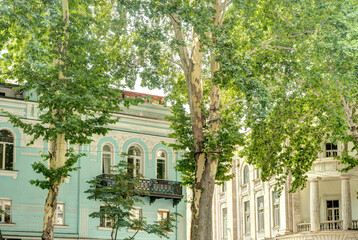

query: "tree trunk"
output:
169 2 225 239
42 183 61 240
41 1 69 239
42 134 66 240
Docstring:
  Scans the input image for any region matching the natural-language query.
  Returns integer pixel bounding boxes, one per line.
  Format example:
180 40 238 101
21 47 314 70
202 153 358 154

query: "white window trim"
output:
127 144 145 177
0 128 16 172
0 198 12 224
272 191 280 228
101 142 115 174
127 207 144 232
243 201 250 235
99 205 114 229
155 149 168 180
321 194 341 221
243 165 250 185
324 142 339 158
0 169 18 179
222 207 228 239
257 196 265 232
55 202 65 226
157 208 173 234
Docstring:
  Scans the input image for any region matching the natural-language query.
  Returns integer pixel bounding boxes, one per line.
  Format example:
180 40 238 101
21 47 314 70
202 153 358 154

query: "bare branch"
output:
273 10 292 26
222 99 245 109
247 37 277 56
168 13 190 73
265 45 295 51
162 55 183 69
287 30 315 38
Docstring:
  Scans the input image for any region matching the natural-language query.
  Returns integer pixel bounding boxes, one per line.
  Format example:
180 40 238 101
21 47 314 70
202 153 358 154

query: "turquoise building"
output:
0 84 186 240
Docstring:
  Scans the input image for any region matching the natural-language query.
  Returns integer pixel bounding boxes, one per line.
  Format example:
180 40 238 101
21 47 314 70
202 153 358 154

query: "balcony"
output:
97 174 183 206
297 220 358 232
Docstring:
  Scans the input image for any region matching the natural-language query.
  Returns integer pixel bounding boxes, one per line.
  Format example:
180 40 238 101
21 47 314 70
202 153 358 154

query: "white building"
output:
212 142 358 240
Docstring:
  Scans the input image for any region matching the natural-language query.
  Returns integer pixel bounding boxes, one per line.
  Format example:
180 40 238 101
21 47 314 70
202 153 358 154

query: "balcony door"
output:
326 200 339 221
128 146 142 177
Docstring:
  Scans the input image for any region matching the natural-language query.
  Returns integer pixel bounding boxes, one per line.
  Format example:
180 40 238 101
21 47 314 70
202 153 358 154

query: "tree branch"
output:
273 10 292 26
162 55 183 69
169 13 190 73
287 30 315 38
222 99 245 109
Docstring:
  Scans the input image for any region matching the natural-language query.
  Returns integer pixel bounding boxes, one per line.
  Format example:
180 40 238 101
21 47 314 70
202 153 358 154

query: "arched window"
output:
243 165 249 184
0 130 14 170
102 144 112 174
128 146 142 177
156 150 167 180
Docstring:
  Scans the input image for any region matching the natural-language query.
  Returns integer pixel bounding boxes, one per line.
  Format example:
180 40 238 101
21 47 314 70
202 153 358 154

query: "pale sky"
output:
126 80 165 97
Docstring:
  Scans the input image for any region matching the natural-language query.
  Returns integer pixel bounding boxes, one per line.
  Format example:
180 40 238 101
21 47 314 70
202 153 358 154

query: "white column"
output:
264 182 271 238
279 180 291 234
341 176 352 230
310 179 320 232
249 168 257 240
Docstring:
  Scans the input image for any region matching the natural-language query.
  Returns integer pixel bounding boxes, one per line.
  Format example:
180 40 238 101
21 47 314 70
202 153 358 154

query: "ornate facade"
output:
0 84 186 239
212 144 358 240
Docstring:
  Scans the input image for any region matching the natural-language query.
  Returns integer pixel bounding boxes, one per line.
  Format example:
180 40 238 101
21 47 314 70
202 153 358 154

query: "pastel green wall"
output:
0 101 186 240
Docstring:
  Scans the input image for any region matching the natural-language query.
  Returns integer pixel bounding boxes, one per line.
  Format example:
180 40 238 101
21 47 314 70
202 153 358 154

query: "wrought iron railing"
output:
297 223 311 232
97 174 183 199
320 220 342 230
352 220 358 230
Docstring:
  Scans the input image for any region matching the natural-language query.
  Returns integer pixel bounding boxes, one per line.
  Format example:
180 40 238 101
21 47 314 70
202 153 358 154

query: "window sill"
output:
127 228 145 233
98 226 112 231
0 223 15 227
55 224 68 229
0 169 18 179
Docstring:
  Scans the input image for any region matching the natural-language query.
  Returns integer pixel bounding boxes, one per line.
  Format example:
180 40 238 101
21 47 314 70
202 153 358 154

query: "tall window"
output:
130 207 143 230
55 202 65 225
156 150 167 180
100 206 114 228
158 210 170 231
221 182 227 192
327 200 339 221
0 199 11 223
257 196 264 231
255 168 262 180
222 208 228 239
0 130 14 170
243 166 249 184
272 192 280 227
128 146 142 177
102 144 112 174
244 201 250 234
325 143 338 157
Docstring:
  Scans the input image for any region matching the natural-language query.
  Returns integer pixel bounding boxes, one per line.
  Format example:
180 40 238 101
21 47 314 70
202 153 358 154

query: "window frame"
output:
129 207 143 230
244 201 250 234
55 202 65 225
157 209 170 231
326 199 340 221
99 205 114 228
0 129 14 171
272 191 280 228
222 207 228 239
325 142 338 157
243 165 249 184
0 198 12 224
102 143 114 174
156 149 168 180
127 145 144 177
257 196 264 231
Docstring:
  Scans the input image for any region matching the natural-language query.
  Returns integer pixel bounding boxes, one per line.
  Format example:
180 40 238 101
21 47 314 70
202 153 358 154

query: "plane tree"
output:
0 0 142 239
113 0 338 239
241 0 358 191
